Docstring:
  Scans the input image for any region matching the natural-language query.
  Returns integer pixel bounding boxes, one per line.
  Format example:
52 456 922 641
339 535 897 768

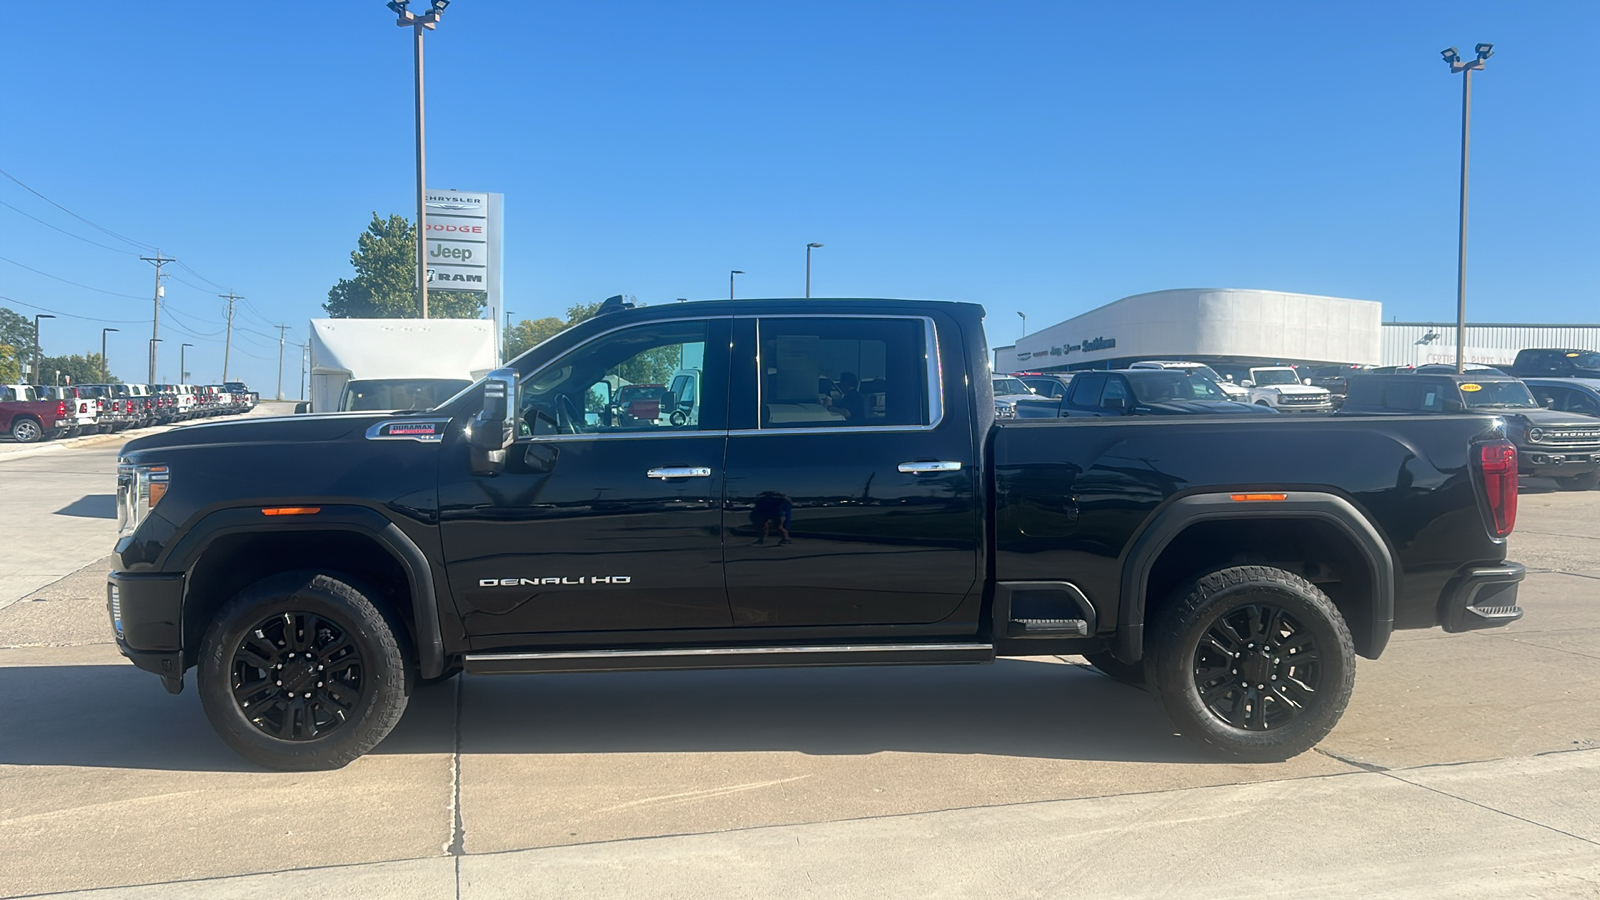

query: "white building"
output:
1381 322 1600 369
994 288 1383 373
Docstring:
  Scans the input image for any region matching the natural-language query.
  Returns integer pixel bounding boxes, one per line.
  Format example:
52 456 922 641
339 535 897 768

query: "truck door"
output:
721 315 980 628
437 317 733 639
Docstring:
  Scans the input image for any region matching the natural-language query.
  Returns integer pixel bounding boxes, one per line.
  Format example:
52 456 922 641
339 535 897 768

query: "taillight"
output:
1478 439 1518 538
56 401 67 418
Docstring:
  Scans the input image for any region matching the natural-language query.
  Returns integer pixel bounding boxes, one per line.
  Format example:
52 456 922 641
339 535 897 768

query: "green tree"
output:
40 354 114 385
324 213 486 319
0 344 20 384
0 308 37 369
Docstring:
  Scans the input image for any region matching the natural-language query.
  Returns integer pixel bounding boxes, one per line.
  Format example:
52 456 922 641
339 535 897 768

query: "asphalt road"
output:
0 433 1596 898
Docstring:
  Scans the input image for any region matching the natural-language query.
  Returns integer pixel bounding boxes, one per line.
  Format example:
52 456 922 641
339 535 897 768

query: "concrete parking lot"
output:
1 432 1597 898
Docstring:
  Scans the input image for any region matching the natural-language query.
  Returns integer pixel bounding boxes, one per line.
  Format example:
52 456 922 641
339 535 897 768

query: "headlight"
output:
1528 428 1545 443
117 462 170 538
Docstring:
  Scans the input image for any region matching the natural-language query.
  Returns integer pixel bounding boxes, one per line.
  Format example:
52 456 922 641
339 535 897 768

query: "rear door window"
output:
757 317 931 429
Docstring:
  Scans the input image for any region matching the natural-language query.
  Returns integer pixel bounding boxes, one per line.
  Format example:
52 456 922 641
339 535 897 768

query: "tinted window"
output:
522 319 716 435
1124 370 1227 402
1460 381 1538 409
1068 373 1105 407
341 378 472 411
1382 380 1446 412
1100 376 1130 406
759 317 929 428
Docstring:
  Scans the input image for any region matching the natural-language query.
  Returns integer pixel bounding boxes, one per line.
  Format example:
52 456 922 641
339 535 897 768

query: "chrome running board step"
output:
464 642 995 675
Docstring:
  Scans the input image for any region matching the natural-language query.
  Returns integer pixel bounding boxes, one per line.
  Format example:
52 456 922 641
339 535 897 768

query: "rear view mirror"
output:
1303 378 1314 385
468 368 518 476
293 402 311 414
1241 380 1255 388
1102 397 1128 412
1542 397 1556 408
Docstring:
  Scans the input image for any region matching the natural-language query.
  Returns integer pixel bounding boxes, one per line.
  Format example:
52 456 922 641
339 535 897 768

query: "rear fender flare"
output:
1115 492 1394 664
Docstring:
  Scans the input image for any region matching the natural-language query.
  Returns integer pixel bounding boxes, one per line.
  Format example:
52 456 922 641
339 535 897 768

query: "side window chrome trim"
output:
743 313 944 433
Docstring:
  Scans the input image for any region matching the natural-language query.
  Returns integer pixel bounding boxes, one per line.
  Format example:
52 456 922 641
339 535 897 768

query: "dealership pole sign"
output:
425 190 505 358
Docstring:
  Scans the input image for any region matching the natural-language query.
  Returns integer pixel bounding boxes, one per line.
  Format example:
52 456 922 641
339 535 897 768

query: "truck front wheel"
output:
1149 565 1355 762
198 572 410 771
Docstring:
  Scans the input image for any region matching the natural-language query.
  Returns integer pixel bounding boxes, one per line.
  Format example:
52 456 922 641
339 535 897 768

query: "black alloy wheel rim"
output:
231 612 366 741
1192 601 1322 731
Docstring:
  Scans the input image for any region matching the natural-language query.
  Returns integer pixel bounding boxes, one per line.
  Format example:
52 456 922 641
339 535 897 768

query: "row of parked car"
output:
993 348 1600 491
0 381 258 443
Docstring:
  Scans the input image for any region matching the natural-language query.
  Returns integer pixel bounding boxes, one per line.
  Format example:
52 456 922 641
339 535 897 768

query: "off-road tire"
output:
1556 471 1600 492
10 416 42 443
1082 650 1148 688
1149 565 1355 762
198 571 409 771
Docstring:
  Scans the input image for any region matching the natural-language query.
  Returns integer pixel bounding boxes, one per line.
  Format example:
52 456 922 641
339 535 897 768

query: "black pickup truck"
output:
111 298 1525 770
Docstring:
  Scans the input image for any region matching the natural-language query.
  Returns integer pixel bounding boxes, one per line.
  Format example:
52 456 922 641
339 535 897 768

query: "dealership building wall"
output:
991 288 1599 373
1380 323 1600 368
993 288 1383 373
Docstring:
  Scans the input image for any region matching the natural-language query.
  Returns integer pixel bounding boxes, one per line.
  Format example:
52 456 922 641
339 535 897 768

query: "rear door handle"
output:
897 461 963 474
647 466 713 479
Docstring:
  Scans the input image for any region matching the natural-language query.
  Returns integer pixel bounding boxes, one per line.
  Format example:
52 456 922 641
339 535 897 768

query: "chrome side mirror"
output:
467 368 517 476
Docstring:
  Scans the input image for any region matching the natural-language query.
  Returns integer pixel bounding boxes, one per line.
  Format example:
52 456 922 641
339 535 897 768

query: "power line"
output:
0 294 146 324
0 167 158 252
0 199 141 256
0 255 147 300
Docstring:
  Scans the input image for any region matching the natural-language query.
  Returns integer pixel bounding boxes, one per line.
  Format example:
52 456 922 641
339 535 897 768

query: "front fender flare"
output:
161 505 446 679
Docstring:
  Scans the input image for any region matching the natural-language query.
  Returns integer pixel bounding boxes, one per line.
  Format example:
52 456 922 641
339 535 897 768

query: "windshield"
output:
1125 371 1228 403
339 378 472 412
1462 381 1539 409
993 377 1033 396
1252 369 1301 386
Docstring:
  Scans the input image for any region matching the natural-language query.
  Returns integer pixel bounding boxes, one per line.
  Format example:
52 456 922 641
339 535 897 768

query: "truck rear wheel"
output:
198 572 409 771
1148 565 1355 762
10 417 42 443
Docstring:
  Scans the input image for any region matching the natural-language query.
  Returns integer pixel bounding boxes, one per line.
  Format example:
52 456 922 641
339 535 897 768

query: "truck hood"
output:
1491 409 1600 430
119 412 404 456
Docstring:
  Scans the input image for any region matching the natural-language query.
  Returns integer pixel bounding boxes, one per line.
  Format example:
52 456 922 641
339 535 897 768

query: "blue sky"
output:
1 1 1595 388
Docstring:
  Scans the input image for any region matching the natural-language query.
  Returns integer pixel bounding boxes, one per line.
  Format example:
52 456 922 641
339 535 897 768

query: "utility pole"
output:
220 292 242 382
275 325 289 401
299 343 308 400
180 343 194 382
141 251 175 384
101 328 119 382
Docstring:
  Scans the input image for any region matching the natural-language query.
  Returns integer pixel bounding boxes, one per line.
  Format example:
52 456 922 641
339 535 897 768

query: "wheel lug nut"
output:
276 680 283 686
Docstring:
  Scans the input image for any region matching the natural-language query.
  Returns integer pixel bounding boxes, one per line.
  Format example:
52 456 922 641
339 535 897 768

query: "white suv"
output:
1129 360 1249 402
1242 367 1334 413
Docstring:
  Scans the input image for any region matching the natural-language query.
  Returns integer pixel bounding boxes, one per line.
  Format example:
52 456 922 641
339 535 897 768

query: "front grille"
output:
1277 394 1328 405
1539 429 1600 448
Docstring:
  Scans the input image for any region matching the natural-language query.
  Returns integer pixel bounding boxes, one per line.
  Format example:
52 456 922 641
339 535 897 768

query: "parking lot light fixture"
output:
32 314 54 385
1017 311 1027 337
384 0 445 319
1442 40 1492 374
730 270 744 300
101 328 119 382
805 243 823 298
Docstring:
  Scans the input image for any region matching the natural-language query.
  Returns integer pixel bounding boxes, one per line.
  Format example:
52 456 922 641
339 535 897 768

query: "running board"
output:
463 642 996 675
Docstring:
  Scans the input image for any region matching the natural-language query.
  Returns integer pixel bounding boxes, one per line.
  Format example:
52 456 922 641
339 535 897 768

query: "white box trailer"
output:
304 318 498 413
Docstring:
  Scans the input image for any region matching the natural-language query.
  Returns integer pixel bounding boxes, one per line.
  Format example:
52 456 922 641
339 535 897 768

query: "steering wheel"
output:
556 394 588 434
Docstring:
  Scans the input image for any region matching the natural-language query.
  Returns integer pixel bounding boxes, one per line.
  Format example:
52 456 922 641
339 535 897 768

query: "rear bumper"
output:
1439 562 1525 632
108 570 185 678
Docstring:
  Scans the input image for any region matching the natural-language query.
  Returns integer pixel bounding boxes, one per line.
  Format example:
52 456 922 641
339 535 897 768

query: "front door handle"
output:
647 466 713 479
898 461 963 474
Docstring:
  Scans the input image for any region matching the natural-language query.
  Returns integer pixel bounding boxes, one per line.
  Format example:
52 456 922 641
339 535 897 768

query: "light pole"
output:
180 343 194 382
730 270 744 300
101 328 119 382
1016 311 1026 337
805 243 823 298
148 338 163 383
386 0 449 318
32 314 54 385
1441 42 1493 374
